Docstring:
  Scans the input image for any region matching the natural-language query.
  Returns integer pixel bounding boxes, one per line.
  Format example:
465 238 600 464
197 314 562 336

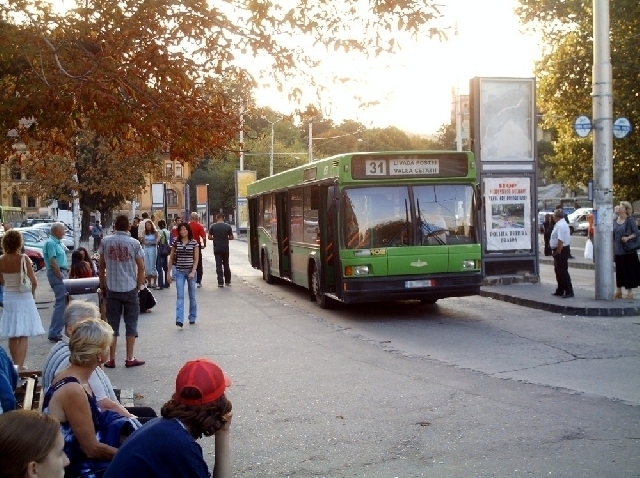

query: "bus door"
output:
275 192 291 278
247 198 260 268
318 184 338 294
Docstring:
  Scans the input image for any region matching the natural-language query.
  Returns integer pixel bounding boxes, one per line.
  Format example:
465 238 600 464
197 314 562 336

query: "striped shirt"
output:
172 239 198 272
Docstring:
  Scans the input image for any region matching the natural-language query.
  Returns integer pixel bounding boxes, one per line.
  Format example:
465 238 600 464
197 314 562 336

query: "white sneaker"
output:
196 283 202 288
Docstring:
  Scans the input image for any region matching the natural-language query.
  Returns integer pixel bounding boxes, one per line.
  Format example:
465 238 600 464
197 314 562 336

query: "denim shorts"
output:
105 288 139 337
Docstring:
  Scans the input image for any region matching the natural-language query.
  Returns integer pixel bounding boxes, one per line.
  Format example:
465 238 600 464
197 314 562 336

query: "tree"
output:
516 0 640 200
0 0 446 219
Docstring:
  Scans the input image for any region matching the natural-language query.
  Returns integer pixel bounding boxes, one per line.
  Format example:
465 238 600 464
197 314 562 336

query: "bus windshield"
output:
343 185 476 249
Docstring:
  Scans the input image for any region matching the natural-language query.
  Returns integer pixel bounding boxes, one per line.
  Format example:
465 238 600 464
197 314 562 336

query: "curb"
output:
539 257 595 270
480 289 640 316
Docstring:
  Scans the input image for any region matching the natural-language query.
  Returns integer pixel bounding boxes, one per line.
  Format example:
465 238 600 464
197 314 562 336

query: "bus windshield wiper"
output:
417 200 446 245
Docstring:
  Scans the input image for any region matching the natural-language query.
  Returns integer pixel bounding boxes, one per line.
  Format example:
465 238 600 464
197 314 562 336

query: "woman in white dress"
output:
0 230 44 370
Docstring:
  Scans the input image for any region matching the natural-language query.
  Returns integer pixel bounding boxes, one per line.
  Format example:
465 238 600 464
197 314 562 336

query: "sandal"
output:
614 291 623 299
103 359 116 369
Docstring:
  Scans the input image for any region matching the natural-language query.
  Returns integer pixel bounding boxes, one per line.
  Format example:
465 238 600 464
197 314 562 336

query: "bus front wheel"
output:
262 254 275 284
311 263 331 309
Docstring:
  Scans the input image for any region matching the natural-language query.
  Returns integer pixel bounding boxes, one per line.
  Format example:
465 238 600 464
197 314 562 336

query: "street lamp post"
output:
265 117 282 176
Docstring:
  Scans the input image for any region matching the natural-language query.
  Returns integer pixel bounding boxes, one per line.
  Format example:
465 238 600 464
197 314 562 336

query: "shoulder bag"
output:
158 230 171 257
622 217 640 252
19 255 32 292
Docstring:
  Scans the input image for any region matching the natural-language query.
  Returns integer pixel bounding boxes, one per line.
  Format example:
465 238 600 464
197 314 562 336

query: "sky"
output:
252 0 542 136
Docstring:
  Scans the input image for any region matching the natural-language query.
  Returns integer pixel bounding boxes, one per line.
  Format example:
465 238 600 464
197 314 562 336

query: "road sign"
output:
574 115 592 137
613 117 632 139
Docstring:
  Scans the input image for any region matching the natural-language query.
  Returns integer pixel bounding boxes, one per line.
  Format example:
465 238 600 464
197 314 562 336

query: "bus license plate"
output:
405 280 433 288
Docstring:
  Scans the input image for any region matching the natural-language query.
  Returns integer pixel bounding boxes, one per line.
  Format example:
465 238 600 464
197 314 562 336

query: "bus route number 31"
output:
366 160 387 176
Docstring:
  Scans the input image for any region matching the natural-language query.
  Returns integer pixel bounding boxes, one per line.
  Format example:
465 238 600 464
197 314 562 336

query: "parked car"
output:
13 228 49 249
20 218 55 227
20 224 75 250
568 208 593 223
24 246 45 272
568 214 590 235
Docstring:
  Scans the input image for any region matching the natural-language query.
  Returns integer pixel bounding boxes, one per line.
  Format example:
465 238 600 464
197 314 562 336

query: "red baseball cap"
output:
174 358 231 405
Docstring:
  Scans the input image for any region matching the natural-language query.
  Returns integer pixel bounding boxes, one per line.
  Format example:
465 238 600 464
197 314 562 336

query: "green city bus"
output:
0 206 25 228
247 151 482 308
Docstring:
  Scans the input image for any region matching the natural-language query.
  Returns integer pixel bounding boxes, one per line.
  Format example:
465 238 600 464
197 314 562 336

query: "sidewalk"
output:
480 253 640 316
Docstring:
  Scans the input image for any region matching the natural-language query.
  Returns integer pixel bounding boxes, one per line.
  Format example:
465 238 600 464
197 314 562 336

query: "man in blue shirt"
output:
91 220 103 252
42 222 69 341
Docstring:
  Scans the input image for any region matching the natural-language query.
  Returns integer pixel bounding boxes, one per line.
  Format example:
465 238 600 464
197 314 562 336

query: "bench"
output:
14 370 43 411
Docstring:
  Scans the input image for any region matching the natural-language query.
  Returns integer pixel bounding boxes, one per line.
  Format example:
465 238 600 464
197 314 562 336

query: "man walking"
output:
99 214 146 368
91 220 103 252
43 222 69 342
208 213 234 288
550 208 574 298
189 212 207 287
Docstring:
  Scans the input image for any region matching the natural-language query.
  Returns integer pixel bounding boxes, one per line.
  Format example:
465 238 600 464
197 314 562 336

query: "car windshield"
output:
342 184 476 249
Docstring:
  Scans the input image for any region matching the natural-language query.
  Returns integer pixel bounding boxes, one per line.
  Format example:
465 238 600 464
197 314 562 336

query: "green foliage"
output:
517 0 640 200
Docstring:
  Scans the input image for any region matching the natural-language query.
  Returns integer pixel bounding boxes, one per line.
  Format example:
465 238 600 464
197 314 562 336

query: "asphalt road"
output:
4 239 639 477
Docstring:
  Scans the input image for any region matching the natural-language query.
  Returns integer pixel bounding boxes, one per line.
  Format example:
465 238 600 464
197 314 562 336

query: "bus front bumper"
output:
339 272 482 304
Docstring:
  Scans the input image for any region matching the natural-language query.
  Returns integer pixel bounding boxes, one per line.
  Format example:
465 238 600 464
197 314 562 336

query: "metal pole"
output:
239 105 244 171
593 0 614 300
308 121 313 163
270 122 274 176
455 89 463 152
205 183 210 230
163 182 168 223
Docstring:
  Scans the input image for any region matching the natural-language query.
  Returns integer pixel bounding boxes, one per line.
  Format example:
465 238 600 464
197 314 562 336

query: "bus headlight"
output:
345 265 370 276
462 260 477 270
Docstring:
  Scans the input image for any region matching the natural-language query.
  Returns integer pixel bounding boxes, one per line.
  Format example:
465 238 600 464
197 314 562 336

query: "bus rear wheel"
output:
262 254 275 284
311 263 331 309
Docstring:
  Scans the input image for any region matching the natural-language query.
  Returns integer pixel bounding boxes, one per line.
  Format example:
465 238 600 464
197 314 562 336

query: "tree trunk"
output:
80 205 92 241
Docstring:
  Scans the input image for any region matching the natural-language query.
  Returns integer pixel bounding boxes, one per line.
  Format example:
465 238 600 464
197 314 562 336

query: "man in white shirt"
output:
549 208 574 298
43 301 133 416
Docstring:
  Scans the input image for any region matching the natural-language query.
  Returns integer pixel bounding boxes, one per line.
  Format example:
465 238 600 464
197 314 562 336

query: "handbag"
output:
157 231 170 257
139 286 157 313
19 255 32 292
622 218 640 252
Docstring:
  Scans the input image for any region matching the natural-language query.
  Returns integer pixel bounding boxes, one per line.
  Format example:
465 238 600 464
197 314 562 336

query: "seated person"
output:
43 300 156 422
43 318 132 478
69 250 94 279
0 345 18 413
0 409 70 476
104 358 233 478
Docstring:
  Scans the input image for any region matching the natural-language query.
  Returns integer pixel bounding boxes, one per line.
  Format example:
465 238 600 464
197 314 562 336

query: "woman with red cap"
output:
103 358 232 478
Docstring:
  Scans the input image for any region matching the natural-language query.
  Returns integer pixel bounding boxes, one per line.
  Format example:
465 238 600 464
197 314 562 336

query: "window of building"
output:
10 167 21 180
166 163 173 176
166 189 178 207
27 196 36 208
12 193 21 207
175 164 183 178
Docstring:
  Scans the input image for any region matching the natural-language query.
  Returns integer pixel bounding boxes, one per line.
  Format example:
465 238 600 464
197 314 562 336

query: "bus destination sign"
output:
389 158 439 176
351 153 469 180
